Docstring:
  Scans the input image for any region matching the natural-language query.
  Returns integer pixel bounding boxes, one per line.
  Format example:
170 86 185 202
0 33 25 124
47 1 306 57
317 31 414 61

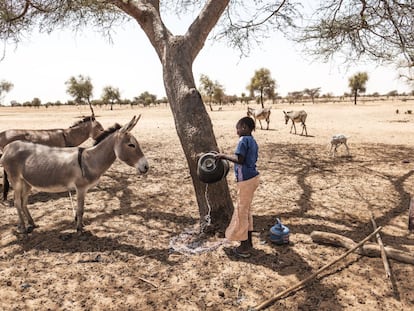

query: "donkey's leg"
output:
329 143 334 156
13 184 27 233
258 119 263 130
291 121 297 134
302 122 308 136
75 188 87 233
3 170 10 201
266 117 270 130
21 183 36 233
22 184 38 233
344 142 350 155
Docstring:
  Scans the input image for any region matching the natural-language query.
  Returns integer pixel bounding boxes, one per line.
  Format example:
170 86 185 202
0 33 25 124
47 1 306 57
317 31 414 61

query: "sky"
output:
0 11 412 104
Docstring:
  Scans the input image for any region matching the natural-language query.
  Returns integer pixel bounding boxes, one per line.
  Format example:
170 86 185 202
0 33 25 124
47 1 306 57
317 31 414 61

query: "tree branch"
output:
109 0 171 60
230 0 289 30
185 0 230 61
6 0 30 22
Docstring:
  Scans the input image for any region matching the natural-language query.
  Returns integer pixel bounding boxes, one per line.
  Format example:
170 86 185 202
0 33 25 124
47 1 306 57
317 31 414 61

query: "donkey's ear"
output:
120 115 141 133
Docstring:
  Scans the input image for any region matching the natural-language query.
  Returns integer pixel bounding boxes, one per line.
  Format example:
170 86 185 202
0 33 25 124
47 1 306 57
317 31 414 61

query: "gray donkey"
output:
1 115 149 234
283 110 308 136
0 116 104 200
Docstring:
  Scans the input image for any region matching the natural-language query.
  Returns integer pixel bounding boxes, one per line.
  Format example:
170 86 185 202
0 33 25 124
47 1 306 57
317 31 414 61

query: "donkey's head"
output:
89 116 105 139
114 115 149 174
283 111 290 124
71 116 104 140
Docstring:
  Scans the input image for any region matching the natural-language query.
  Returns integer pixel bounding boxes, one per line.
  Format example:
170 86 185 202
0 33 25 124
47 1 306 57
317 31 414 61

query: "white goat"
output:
330 134 350 157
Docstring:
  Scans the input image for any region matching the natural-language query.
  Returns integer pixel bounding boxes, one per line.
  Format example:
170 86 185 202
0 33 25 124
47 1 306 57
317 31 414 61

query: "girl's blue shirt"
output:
234 135 259 182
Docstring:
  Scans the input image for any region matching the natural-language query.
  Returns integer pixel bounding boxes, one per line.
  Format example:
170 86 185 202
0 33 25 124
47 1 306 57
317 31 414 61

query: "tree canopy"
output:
298 0 414 82
0 80 13 104
101 85 121 110
199 74 225 111
348 72 369 105
65 75 93 105
247 68 276 108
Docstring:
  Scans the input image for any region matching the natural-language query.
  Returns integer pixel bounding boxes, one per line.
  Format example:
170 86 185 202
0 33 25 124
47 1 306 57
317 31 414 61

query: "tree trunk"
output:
260 90 264 108
354 90 357 105
162 37 233 233
115 0 233 233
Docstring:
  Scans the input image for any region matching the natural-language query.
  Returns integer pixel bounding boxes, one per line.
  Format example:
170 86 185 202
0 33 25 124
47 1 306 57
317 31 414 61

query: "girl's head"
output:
236 116 255 136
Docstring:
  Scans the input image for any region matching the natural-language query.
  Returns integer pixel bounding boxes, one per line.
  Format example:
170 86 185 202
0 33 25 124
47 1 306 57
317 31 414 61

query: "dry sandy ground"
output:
0 100 413 311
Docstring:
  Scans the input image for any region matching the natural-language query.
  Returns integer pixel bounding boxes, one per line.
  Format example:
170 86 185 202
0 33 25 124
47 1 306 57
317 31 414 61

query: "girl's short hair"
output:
237 116 256 131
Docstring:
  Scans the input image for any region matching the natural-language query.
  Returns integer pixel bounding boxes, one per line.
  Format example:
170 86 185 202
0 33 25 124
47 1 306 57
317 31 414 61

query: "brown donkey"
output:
0 115 149 234
0 116 104 200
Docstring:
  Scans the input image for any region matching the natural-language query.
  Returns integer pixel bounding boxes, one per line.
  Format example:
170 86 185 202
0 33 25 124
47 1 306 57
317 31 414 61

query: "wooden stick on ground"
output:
409 197 414 231
311 231 414 264
138 277 158 288
253 226 382 311
370 213 392 281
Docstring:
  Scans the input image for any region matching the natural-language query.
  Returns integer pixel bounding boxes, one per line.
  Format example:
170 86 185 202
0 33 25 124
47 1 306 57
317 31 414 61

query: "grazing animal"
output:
0 115 149 234
247 107 271 130
283 110 308 136
330 134 350 157
0 116 104 200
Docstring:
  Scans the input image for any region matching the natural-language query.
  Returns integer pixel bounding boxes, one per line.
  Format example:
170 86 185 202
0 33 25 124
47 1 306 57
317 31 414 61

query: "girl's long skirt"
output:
225 175 260 241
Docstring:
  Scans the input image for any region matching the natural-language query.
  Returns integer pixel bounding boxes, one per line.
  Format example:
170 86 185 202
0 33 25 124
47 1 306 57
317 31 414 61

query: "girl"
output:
216 116 260 258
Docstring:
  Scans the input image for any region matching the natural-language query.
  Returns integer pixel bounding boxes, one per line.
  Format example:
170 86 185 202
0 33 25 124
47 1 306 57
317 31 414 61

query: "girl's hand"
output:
215 153 226 160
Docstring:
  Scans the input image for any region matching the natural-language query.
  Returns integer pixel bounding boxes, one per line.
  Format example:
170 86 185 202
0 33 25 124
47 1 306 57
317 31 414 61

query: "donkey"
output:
283 110 308 136
0 116 104 200
330 134 350 157
0 115 149 234
247 107 271 130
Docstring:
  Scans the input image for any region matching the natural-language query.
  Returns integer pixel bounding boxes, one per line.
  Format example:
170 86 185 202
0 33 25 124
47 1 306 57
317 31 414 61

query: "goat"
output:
330 134 350 157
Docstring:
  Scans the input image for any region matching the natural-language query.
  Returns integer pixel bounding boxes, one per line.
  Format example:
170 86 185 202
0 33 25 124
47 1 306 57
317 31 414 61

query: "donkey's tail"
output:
3 169 9 201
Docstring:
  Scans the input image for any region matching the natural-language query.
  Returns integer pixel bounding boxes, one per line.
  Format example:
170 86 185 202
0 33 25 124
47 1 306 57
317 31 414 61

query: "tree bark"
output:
114 0 234 232
161 36 233 232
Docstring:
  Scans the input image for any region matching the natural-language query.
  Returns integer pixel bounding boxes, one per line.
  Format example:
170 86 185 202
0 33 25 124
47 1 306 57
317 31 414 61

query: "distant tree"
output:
135 91 157 107
264 84 277 105
101 85 121 111
31 97 41 107
386 90 399 97
240 92 248 105
199 74 215 111
212 82 225 105
287 91 305 104
65 75 94 113
0 80 14 105
348 72 368 105
247 68 276 108
304 87 321 104
155 97 168 106
225 94 238 105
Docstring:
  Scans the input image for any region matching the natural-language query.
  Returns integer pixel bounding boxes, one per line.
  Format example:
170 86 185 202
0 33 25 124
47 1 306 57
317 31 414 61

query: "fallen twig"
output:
409 197 414 231
138 277 158 288
370 213 392 281
252 227 382 311
311 231 414 265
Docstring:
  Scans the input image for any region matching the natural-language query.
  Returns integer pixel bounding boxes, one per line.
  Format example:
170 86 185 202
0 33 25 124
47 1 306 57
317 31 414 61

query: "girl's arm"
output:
216 153 244 164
